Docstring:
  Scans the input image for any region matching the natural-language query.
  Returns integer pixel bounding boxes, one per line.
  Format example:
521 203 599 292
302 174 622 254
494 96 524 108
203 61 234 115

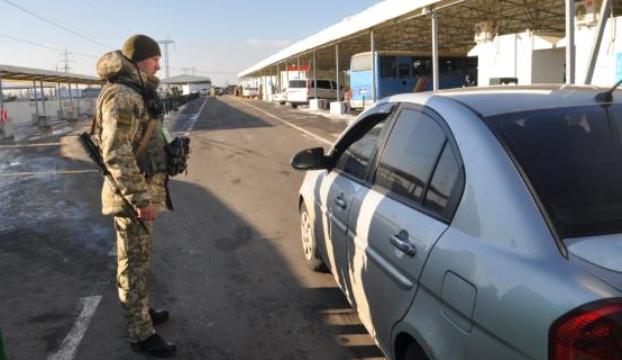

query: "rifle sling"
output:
135 119 157 160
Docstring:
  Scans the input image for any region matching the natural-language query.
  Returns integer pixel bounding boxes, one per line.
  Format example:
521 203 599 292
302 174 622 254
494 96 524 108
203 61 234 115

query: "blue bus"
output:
349 51 478 108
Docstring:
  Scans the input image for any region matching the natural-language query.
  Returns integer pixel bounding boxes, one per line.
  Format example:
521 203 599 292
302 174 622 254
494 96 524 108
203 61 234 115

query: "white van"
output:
286 79 341 108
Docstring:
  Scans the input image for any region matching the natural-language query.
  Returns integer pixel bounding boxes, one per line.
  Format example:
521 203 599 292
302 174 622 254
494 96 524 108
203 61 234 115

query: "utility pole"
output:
181 67 196 75
158 39 174 81
58 48 74 73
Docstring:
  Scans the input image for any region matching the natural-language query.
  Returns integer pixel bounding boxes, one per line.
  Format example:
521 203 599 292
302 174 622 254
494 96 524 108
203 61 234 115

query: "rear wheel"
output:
403 342 428 360
300 203 326 272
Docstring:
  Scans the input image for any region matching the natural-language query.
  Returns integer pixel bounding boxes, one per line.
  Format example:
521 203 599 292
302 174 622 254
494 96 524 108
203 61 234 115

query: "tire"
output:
291 103 298 109
299 203 327 272
403 342 428 360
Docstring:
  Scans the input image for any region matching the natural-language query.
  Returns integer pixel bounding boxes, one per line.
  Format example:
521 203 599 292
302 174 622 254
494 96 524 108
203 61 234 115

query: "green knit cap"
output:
121 34 161 63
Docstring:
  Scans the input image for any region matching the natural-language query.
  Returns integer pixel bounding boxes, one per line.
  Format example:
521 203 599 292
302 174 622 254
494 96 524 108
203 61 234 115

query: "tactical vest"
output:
93 82 168 178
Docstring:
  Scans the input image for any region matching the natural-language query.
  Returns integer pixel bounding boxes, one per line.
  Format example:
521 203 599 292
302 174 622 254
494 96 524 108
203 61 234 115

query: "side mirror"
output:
291 147 328 170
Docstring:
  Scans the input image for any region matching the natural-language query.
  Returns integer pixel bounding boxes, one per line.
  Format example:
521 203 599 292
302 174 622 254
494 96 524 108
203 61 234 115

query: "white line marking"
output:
230 97 333 145
47 296 103 360
0 169 98 177
0 142 61 148
191 97 209 121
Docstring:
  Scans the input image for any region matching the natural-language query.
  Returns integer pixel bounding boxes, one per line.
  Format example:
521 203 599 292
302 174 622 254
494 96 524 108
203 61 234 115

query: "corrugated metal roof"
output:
161 74 212 84
239 0 439 77
0 64 101 84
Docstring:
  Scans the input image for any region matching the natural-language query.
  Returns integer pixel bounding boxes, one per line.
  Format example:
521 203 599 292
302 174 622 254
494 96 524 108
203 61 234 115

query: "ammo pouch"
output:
165 136 190 176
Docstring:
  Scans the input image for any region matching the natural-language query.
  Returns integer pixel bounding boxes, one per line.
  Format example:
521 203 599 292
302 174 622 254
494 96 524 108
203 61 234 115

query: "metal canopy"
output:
0 64 101 85
240 0 622 78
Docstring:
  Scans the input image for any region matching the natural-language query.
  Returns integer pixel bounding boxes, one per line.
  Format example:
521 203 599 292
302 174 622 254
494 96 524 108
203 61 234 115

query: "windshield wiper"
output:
595 79 622 103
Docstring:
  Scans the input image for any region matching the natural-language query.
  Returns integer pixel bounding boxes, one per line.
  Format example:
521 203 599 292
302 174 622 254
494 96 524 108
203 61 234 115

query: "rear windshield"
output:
488 104 622 238
289 80 307 88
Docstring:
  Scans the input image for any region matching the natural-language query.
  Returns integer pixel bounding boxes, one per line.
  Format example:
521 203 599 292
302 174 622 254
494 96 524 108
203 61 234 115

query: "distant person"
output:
343 86 352 114
209 87 216 99
94 34 176 357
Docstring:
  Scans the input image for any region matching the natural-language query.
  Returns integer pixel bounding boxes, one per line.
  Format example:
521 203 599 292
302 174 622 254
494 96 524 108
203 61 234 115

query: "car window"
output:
381 56 397 79
489 104 622 238
335 119 388 180
315 80 331 89
398 63 411 79
424 144 461 215
375 108 446 204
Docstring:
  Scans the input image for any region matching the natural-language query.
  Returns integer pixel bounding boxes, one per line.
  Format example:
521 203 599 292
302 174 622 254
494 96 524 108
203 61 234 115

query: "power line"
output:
0 32 98 58
0 32 60 51
1 0 114 49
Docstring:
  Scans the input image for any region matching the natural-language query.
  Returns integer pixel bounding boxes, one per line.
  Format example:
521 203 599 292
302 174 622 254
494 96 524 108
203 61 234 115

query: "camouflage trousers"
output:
114 216 155 342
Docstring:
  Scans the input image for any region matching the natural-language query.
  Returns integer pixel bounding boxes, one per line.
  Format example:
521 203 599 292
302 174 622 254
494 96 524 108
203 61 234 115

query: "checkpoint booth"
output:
0 65 101 139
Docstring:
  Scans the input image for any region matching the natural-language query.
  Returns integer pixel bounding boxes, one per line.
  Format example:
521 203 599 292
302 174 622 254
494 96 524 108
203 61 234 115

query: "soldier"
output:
94 34 176 356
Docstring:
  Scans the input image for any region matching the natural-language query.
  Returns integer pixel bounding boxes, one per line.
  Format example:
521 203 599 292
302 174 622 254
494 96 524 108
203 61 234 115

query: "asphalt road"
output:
0 96 385 360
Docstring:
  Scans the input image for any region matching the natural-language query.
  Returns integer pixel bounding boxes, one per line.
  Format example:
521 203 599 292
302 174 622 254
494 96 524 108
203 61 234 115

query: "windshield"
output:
289 80 306 88
488 104 622 238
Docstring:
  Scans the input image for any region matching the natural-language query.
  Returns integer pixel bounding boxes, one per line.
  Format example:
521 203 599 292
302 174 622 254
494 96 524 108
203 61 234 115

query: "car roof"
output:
385 84 622 117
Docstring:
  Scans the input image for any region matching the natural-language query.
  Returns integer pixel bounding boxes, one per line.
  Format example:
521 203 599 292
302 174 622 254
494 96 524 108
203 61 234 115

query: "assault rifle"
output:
78 132 150 233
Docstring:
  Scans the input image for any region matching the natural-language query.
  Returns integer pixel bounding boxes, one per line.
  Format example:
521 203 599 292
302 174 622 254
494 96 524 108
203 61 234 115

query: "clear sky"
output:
0 0 380 85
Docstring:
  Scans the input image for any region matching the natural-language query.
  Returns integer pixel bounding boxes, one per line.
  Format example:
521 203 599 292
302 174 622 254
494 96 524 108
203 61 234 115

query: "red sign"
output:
287 64 310 72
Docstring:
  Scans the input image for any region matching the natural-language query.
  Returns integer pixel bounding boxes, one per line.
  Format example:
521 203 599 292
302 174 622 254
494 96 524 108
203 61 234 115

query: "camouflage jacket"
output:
95 50 168 215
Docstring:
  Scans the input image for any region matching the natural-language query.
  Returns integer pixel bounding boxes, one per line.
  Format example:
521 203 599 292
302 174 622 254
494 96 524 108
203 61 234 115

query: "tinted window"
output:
335 120 387 180
375 109 446 203
412 57 432 77
398 63 411 78
289 80 306 88
489 104 622 238
316 80 331 89
424 144 460 215
380 56 397 78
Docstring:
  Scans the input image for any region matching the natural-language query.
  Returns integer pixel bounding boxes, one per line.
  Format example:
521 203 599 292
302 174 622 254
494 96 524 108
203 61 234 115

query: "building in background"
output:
161 74 212 95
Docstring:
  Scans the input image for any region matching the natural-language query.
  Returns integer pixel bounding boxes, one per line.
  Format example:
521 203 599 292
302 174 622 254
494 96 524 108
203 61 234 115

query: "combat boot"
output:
130 333 176 357
149 308 170 325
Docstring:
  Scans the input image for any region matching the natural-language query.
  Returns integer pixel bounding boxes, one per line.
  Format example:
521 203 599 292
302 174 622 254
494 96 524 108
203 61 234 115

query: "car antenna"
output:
595 79 622 103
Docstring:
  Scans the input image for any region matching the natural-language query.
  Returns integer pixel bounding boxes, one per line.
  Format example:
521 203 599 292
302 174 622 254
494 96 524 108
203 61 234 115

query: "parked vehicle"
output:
242 87 259 98
292 85 622 360
349 51 477 108
286 79 341 108
273 89 287 105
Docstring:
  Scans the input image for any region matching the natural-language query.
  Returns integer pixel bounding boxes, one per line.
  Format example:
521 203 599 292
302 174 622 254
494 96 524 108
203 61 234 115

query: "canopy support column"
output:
57 83 63 119
75 83 81 117
585 0 612 84
312 50 317 99
566 0 576 84
432 12 440 91
39 81 46 115
68 83 74 118
371 30 376 103
33 81 40 119
335 43 341 101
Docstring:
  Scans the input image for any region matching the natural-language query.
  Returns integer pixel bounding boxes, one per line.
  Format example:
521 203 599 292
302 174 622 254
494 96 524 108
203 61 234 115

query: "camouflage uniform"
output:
95 50 168 343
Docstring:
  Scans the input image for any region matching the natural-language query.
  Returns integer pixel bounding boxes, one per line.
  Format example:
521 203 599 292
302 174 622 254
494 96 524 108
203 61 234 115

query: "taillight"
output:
550 299 622 360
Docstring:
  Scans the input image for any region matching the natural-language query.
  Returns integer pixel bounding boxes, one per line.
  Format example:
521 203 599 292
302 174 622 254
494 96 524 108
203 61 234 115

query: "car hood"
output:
567 234 622 291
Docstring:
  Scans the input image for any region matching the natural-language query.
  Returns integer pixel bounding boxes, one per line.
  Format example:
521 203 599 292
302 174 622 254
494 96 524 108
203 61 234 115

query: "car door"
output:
346 105 465 351
318 104 395 302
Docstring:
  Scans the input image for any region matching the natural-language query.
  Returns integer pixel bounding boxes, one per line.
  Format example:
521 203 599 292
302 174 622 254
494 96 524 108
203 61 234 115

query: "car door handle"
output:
334 195 347 209
390 235 417 257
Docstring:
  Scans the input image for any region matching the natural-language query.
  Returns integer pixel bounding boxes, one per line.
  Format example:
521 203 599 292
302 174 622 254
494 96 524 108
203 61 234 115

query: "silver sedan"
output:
292 85 622 360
